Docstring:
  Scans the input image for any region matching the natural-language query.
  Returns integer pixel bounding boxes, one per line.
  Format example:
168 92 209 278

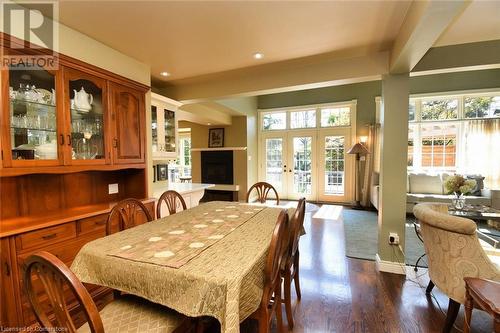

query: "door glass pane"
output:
320 107 350 127
293 137 312 194
164 109 176 152
262 112 286 130
265 138 283 192
324 136 345 195
290 110 316 129
9 68 58 160
69 79 104 160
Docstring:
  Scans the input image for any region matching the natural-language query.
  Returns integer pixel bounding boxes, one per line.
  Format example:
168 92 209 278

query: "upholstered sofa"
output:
370 172 500 212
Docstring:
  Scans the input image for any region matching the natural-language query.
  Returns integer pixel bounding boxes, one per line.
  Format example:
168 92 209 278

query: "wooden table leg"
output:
464 288 473 333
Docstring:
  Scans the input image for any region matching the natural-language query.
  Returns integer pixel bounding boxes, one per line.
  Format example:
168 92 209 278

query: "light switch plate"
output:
108 183 119 194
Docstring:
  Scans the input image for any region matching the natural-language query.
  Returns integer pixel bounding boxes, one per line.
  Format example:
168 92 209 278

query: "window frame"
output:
408 89 500 173
259 100 356 132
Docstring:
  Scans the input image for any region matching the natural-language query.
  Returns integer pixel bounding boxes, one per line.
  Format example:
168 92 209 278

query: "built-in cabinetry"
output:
1 34 148 176
0 33 151 329
151 92 181 160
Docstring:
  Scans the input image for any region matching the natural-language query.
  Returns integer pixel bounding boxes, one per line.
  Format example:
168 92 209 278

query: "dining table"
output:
71 201 295 333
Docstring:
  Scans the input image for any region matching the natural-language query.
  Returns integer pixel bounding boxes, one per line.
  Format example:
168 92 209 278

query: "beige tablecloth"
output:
71 201 290 333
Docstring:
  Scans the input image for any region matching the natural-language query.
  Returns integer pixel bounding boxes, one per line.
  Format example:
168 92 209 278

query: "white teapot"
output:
73 87 93 112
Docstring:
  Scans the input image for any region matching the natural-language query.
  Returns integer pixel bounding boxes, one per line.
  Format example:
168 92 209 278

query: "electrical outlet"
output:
389 232 400 245
108 183 119 194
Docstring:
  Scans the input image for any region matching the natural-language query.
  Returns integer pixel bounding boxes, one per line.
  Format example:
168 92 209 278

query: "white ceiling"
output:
434 0 500 47
56 1 412 82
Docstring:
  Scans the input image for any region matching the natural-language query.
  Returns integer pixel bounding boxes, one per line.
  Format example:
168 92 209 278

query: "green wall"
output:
257 69 500 136
258 81 381 136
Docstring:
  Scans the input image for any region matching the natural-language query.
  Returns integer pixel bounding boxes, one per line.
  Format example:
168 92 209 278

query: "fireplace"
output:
201 151 233 184
201 151 236 202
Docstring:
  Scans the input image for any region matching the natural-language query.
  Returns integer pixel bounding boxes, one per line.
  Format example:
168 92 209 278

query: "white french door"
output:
287 131 317 200
317 128 353 203
261 133 288 198
261 131 317 201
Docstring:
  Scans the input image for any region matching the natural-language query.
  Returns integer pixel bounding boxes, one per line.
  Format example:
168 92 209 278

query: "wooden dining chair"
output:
249 209 289 333
106 198 153 235
156 190 187 218
246 182 280 205
281 198 306 329
23 251 194 333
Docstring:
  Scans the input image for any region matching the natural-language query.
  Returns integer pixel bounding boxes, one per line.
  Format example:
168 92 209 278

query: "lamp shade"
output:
347 143 370 156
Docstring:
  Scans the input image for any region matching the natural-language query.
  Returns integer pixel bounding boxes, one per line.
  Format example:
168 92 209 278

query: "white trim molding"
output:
375 254 407 275
191 147 247 152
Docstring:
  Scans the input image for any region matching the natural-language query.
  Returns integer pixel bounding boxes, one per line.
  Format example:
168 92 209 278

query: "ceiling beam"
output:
159 50 388 103
178 102 233 126
390 0 470 73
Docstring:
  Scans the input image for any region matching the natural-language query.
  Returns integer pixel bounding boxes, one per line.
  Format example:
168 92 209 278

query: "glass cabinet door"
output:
65 69 106 162
163 109 176 153
8 68 59 163
151 105 158 153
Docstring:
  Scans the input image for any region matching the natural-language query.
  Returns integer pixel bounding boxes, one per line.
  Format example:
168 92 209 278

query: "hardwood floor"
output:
236 203 493 333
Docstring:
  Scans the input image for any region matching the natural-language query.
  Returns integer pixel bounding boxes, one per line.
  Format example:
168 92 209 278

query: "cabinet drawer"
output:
16 223 77 251
77 214 108 237
17 237 87 269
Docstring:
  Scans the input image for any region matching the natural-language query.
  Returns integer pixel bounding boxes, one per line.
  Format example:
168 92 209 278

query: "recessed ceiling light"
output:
207 123 212 126
160 71 170 77
253 52 264 60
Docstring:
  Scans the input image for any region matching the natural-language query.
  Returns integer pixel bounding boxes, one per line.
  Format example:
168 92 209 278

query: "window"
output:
320 107 350 127
407 92 500 175
421 98 458 120
177 134 191 177
464 96 500 118
407 125 415 167
420 124 457 170
262 112 286 130
260 102 354 131
290 110 316 129
408 101 416 122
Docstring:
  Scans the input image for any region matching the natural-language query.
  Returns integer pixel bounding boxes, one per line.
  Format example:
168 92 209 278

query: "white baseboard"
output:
375 254 407 275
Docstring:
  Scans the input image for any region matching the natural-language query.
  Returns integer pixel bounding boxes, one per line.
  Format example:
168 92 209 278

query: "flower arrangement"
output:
444 174 476 196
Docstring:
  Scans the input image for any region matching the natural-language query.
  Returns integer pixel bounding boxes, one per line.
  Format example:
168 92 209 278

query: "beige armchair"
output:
413 203 500 333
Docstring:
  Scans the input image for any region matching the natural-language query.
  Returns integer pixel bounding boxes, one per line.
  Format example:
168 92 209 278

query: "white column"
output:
376 74 409 274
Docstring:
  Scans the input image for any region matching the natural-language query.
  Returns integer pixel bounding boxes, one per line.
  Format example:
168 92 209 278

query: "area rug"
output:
342 209 426 267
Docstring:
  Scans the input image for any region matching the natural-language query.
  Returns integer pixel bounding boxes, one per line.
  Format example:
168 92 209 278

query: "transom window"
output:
290 110 316 129
320 107 350 127
261 102 354 131
262 112 287 130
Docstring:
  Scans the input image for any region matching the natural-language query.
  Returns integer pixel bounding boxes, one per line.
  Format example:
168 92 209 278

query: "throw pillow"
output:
466 175 485 196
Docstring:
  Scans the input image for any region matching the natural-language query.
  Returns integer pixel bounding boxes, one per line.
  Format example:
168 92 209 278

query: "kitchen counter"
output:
152 182 214 208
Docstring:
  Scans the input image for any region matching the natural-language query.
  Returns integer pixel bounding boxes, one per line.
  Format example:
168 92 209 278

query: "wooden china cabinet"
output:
0 33 153 329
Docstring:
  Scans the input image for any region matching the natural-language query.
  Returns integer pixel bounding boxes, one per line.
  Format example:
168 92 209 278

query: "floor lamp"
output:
347 142 370 209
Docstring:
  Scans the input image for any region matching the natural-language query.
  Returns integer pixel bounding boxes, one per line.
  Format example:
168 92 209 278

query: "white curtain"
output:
462 119 500 189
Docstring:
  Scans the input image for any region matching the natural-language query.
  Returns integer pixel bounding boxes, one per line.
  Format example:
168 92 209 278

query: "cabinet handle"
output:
4 262 10 276
67 135 71 146
42 233 57 240
59 134 65 146
113 138 118 148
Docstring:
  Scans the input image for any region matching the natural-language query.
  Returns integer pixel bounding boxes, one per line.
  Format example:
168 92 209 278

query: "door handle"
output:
59 134 65 146
113 138 118 148
67 135 71 146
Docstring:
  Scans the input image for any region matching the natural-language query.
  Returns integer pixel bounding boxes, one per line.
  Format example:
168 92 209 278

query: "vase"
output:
452 192 466 210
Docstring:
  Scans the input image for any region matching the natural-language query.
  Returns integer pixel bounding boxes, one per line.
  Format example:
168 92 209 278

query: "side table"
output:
464 277 500 333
